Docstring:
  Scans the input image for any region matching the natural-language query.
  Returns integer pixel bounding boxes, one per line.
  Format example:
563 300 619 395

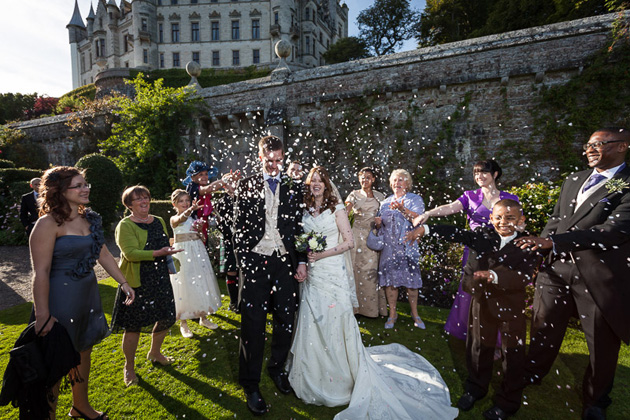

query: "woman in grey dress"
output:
31 166 134 420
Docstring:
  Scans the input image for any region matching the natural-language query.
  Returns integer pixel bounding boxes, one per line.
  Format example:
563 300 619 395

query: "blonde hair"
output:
171 189 189 204
389 169 413 192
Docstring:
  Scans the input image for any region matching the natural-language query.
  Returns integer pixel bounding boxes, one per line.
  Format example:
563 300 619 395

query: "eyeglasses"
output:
67 183 91 190
582 140 624 151
132 196 150 202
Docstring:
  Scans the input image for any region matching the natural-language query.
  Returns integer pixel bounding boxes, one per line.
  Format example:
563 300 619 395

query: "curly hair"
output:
39 166 86 225
304 166 339 215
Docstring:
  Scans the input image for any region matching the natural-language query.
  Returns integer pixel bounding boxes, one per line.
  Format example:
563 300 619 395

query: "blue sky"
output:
0 0 425 97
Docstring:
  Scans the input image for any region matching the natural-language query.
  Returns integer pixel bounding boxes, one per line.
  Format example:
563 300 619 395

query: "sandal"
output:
412 316 426 329
123 368 138 387
68 406 109 420
384 315 398 329
147 353 175 366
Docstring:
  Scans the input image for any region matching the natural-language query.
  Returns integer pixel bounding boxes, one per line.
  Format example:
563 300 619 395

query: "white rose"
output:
308 238 319 250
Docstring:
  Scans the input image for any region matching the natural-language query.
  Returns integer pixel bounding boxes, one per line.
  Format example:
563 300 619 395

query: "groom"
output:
233 135 307 415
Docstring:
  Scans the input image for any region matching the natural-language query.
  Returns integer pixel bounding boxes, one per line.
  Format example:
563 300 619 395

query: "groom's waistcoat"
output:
252 180 287 256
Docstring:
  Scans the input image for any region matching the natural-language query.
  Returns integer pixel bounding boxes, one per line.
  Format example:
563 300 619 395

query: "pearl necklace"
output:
132 214 151 223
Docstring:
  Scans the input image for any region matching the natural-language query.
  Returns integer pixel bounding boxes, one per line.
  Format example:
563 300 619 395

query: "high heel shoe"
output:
147 353 175 366
412 316 426 329
384 315 398 329
68 406 109 420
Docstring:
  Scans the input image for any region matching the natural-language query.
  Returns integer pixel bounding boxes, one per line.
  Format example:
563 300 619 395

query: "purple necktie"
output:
267 178 278 194
582 173 605 193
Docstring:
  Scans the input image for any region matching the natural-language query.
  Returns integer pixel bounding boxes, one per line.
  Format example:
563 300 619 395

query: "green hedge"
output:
0 168 43 185
0 159 15 169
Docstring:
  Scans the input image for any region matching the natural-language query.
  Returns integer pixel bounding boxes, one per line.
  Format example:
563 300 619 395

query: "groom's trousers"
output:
238 251 299 392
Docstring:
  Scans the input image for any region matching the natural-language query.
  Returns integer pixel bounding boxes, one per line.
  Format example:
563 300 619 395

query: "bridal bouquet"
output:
295 231 327 253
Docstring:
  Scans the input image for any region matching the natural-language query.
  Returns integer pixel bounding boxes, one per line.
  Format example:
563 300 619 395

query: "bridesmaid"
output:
345 167 387 318
415 160 519 344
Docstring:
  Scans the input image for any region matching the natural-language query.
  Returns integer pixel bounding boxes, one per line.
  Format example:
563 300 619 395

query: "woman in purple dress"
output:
415 160 519 342
374 169 426 330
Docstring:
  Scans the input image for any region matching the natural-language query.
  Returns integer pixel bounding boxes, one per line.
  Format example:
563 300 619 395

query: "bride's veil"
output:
329 180 359 309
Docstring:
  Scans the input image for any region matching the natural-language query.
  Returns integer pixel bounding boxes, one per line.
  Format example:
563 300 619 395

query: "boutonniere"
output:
605 178 629 194
282 176 295 189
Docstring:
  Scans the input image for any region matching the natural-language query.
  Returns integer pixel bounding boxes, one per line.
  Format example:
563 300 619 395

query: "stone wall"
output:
12 12 624 199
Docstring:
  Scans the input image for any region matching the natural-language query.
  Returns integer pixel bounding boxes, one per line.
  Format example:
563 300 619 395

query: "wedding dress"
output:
286 204 458 419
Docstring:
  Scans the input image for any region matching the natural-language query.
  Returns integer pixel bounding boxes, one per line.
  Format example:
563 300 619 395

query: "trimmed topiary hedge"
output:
76 153 123 234
0 159 15 169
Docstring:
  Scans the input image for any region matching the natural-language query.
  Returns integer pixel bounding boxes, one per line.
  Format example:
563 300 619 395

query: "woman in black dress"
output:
111 186 181 387
31 166 134 420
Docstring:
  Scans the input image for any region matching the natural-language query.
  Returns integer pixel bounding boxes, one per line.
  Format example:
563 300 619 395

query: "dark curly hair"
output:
304 166 339 215
39 166 86 225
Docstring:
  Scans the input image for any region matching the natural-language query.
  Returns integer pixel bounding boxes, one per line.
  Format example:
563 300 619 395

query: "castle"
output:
66 0 349 89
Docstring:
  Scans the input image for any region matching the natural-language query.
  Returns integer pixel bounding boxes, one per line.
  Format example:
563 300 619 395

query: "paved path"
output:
0 240 120 311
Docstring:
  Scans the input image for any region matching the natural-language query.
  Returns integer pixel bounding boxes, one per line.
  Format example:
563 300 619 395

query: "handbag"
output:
9 315 52 384
366 222 385 251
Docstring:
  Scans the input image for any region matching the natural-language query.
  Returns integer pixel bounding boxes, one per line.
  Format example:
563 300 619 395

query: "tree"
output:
322 36 371 64
100 74 204 198
0 92 37 124
357 0 420 56
416 0 494 46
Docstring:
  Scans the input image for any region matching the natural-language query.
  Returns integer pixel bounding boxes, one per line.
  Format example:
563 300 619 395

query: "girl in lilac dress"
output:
415 160 519 342
375 169 426 330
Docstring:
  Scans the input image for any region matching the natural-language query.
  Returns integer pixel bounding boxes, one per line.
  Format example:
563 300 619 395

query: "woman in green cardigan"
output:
111 185 182 387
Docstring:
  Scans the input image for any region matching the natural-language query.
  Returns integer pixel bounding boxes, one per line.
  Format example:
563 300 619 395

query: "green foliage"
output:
60 84 97 101
322 37 372 64
0 92 37 124
0 159 15 169
357 0 421 55
128 66 271 89
148 200 176 237
416 0 613 46
0 168 43 186
0 180 32 246
100 74 204 198
0 127 49 170
76 154 124 233
508 181 562 236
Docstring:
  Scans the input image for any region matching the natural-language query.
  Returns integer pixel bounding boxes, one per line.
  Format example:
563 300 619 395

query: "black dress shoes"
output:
456 392 481 411
583 406 606 420
270 372 292 394
245 390 267 416
483 406 510 420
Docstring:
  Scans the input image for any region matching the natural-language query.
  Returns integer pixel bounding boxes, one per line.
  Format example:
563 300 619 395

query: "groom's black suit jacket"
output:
540 165 630 344
232 173 306 269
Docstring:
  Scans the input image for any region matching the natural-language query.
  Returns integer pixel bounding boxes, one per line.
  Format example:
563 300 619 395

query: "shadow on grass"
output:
0 300 30 326
135 373 210 419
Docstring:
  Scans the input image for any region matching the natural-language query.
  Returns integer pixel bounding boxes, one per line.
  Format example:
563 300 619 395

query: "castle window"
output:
231 21 240 40
274 12 279 25
171 0 178 5
211 0 217 2
252 49 260 64
160 53 165 68
305 35 310 54
191 22 200 41
191 0 198 3
172 23 180 42
173 52 180 67
141 18 148 32
212 51 220 66
252 19 260 39
158 0 162 4
143 49 149 64
305 7 309 21
81 53 85 72
192 51 200 63
211 22 220 40
95 38 105 57
232 50 240 66
159 23 164 43
123 34 129 52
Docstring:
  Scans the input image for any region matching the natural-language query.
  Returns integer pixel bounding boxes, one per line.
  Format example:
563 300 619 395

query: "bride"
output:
286 166 458 419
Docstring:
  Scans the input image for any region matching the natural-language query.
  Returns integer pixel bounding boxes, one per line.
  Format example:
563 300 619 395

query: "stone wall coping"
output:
10 113 73 130
198 11 624 101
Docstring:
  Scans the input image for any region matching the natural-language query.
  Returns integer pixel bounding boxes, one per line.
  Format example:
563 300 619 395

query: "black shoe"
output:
229 303 240 313
270 372 292 394
456 392 481 411
245 390 267 416
483 406 510 420
583 406 606 420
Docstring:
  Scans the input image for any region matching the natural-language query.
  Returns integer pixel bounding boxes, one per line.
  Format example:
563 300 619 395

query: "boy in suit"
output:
407 199 539 420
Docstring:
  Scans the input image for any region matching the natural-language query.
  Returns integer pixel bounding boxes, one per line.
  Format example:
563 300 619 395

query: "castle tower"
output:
87 4 96 39
67 0 87 89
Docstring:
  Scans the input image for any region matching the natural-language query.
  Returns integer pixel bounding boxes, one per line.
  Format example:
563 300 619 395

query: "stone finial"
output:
186 61 202 89
272 40 292 81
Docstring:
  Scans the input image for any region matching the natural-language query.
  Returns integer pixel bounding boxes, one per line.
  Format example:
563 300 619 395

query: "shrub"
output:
0 127 49 170
76 154 123 234
0 181 32 246
508 181 561 236
0 159 15 169
0 168 44 186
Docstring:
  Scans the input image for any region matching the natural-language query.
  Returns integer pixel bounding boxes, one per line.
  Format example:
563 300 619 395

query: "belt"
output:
174 233 201 243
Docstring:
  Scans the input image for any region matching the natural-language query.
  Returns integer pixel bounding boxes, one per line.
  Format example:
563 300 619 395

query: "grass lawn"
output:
1 278 629 419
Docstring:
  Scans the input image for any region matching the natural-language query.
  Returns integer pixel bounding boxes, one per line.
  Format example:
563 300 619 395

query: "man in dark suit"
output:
233 135 307 415
516 127 630 420
408 199 539 420
19 177 41 237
